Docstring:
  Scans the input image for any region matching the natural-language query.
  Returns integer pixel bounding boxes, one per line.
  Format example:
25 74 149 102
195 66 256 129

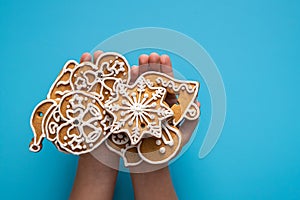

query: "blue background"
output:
1 0 299 199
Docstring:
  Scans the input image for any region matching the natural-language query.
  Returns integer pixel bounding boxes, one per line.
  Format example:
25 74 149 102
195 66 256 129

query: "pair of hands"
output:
70 50 197 200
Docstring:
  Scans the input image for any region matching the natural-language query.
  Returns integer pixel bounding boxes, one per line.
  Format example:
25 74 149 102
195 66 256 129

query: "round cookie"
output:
138 122 182 164
105 132 143 166
54 91 113 154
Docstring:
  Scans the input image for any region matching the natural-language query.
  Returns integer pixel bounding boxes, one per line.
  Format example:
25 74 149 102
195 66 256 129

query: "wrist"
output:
69 153 119 200
130 166 177 200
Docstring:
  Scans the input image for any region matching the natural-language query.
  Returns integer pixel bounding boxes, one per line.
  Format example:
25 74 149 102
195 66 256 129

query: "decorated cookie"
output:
29 60 115 154
142 71 200 125
30 94 111 154
30 60 78 152
52 91 113 154
104 76 174 145
70 52 130 102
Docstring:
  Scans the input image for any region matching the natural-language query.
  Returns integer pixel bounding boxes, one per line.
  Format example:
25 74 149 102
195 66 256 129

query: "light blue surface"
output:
1 0 299 199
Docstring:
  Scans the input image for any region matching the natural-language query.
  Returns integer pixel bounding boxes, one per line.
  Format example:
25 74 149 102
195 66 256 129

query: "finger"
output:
138 54 149 75
130 65 139 84
80 52 92 63
160 54 173 77
149 52 161 72
93 50 103 63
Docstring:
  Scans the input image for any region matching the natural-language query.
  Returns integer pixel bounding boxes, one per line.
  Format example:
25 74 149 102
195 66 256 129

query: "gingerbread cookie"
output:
104 76 174 145
30 60 78 152
142 71 200 125
70 52 130 102
51 91 113 154
138 122 181 164
30 57 117 154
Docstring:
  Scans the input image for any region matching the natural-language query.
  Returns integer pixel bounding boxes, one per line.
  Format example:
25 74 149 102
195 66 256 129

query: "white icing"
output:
161 122 175 145
159 147 166 154
111 133 129 145
185 102 200 120
100 115 112 131
55 90 71 97
74 77 87 90
155 77 196 93
156 140 161 146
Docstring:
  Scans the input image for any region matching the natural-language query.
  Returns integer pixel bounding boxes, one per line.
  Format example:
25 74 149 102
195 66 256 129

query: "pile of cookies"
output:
29 52 200 166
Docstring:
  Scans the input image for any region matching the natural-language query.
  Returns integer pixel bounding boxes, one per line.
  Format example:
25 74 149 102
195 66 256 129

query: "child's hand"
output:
70 50 120 200
129 53 199 173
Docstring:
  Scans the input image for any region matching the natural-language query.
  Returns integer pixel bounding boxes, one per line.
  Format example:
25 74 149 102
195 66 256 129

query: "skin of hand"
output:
130 53 200 200
129 53 178 200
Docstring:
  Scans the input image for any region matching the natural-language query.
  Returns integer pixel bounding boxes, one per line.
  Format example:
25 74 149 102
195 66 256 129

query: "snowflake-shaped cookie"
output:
105 77 174 145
